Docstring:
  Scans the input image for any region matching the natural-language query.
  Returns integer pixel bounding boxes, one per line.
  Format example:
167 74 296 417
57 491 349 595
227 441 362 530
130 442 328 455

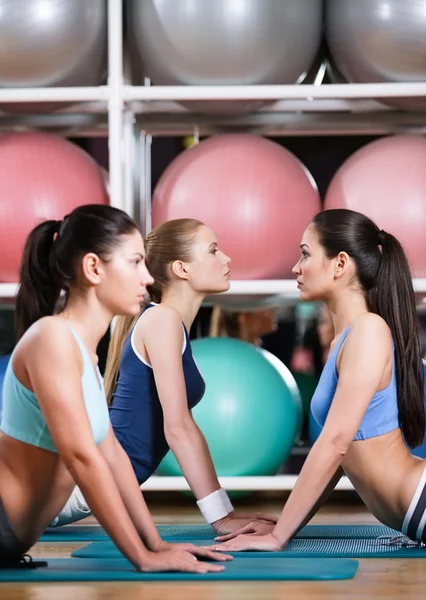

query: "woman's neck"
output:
327 288 369 337
58 292 112 355
159 287 204 332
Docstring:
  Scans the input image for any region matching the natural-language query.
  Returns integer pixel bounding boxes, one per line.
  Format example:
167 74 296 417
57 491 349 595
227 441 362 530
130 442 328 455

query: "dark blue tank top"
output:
109 305 206 483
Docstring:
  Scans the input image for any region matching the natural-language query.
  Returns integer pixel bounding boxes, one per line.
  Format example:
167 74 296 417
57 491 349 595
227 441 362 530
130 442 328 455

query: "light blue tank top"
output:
0 326 109 452
310 326 399 440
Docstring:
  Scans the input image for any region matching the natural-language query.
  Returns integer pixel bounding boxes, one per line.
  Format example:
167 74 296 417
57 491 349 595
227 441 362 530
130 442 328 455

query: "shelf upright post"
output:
107 0 124 211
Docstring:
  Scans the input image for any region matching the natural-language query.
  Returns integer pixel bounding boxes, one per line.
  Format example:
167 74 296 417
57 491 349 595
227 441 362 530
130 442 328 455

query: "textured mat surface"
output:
72 537 426 560
41 523 399 542
0 557 359 582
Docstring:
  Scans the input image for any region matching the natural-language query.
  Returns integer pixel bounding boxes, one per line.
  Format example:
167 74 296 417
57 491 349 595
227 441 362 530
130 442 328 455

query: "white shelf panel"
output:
126 81 426 103
0 87 109 103
3 279 426 300
136 98 391 115
141 475 354 492
0 284 18 298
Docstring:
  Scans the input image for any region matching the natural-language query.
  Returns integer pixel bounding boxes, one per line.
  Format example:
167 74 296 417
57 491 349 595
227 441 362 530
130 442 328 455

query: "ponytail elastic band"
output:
196 488 234 524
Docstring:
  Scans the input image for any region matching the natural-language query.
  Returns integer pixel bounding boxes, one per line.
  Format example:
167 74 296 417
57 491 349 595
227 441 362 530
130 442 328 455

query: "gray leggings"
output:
0 497 29 563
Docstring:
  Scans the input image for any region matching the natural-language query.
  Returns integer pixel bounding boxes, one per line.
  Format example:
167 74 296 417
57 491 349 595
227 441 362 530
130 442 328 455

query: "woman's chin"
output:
216 280 231 293
299 288 312 302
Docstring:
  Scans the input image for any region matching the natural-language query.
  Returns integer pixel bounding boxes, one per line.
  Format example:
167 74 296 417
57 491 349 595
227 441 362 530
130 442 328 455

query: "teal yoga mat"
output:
41 526 107 542
41 523 399 543
71 537 426 560
0 557 358 582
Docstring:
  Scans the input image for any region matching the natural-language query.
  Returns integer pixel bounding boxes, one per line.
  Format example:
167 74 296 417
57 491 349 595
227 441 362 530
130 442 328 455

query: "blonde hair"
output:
209 305 242 339
104 218 204 404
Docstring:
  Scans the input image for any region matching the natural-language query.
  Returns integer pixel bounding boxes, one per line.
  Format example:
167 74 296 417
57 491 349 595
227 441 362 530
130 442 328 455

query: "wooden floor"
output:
2 493 424 600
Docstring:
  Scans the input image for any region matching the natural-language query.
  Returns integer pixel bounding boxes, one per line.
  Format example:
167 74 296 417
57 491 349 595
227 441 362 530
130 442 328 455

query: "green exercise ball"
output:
292 371 319 419
258 347 303 443
157 338 299 479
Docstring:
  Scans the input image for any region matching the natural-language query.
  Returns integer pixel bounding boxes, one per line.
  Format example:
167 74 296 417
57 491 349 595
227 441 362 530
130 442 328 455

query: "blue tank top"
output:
310 326 399 440
0 326 109 452
109 304 206 483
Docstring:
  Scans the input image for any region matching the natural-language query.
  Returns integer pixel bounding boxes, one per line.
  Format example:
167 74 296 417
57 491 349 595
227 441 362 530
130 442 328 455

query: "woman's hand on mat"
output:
232 512 278 524
139 549 227 573
213 512 278 535
156 541 233 562
211 533 282 553
215 520 275 540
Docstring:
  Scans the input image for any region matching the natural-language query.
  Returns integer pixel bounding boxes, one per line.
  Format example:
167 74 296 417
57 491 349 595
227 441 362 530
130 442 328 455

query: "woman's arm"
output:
216 467 343 542
99 426 232 562
29 320 224 573
216 314 391 551
139 307 277 532
98 427 163 550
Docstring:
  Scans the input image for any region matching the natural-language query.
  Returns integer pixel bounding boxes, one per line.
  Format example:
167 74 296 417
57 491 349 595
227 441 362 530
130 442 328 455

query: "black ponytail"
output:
16 204 139 340
369 230 425 448
16 220 62 340
313 209 425 448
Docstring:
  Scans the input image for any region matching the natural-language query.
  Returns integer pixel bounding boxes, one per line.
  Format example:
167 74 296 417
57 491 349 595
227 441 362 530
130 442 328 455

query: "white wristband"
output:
196 488 234 524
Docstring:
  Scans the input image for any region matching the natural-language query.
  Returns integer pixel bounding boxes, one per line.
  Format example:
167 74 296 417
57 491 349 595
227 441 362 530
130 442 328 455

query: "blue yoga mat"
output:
41 523 399 543
71 536 426 560
0 557 358 582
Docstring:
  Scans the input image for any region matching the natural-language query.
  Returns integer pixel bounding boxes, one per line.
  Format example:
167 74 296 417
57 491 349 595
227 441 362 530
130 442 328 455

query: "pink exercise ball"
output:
325 135 426 278
152 134 320 280
0 132 108 282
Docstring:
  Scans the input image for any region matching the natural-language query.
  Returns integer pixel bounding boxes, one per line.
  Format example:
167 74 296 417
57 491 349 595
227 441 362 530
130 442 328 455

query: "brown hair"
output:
16 205 138 340
104 218 204 403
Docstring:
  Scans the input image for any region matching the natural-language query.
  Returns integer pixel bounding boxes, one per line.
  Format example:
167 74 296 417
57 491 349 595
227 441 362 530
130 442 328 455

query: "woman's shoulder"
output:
134 304 183 340
13 317 81 373
346 313 392 351
352 312 390 334
22 316 74 344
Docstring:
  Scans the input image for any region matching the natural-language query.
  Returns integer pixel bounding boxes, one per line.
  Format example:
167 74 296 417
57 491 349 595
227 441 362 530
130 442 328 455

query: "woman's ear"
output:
171 259 190 280
334 251 350 279
81 253 104 285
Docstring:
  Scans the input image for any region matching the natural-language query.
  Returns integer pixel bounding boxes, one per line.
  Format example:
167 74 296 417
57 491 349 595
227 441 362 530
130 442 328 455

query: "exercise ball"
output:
152 134 321 279
325 135 426 278
293 371 320 420
128 0 323 114
0 0 107 113
0 354 10 416
259 348 303 443
0 132 108 282
326 0 426 110
157 338 300 478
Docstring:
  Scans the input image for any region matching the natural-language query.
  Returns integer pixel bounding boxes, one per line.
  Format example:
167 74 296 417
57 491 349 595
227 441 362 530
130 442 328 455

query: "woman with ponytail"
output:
215 208 426 553
54 218 277 535
0 205 229 573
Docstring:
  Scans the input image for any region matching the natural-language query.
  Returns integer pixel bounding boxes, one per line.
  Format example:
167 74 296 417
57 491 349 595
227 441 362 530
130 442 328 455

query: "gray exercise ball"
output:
0 0 107 113
128 0 323 114
326 0 426 110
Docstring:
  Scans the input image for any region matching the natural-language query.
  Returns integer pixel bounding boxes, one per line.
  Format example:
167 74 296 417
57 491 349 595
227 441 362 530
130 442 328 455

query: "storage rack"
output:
1 0 426 492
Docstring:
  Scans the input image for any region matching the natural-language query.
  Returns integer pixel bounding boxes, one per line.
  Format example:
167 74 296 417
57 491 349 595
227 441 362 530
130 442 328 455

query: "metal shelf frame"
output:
1 0 424 493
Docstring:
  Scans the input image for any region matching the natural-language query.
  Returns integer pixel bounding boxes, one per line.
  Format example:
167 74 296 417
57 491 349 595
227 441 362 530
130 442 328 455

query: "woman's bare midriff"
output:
0 432 74 546
342 429 426 532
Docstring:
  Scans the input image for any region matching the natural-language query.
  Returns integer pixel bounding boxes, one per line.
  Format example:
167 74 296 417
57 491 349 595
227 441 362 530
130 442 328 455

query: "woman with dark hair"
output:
0 205 229 573
215 208 426 551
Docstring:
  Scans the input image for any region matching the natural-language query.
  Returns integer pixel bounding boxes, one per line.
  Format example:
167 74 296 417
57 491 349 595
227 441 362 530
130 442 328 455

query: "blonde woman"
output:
53 219 277 535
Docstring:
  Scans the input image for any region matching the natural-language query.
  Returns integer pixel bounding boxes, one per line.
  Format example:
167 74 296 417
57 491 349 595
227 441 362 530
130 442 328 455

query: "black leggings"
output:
0 497 29 564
